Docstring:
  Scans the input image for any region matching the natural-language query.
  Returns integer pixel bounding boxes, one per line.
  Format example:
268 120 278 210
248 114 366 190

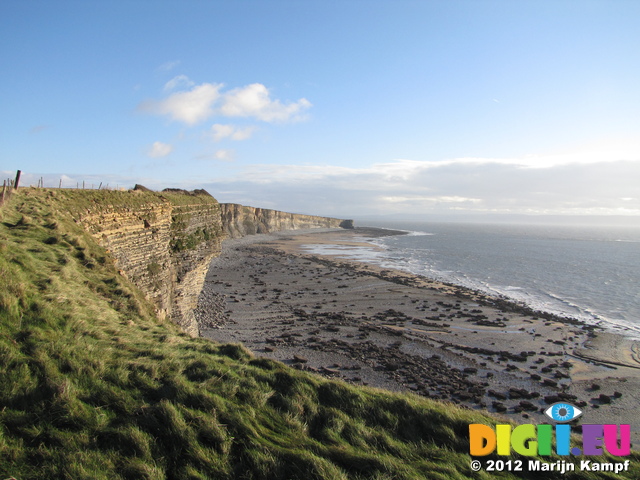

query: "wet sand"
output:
197 227 640 445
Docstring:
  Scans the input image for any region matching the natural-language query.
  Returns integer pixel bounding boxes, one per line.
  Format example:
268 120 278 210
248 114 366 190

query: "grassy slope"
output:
0 189 637 480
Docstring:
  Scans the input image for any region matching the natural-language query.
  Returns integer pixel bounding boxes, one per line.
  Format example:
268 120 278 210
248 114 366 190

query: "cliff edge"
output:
66 187 351 336
220 203 353 238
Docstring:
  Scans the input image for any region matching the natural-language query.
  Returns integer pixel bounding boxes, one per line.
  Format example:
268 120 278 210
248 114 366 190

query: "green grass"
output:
1 189 638 479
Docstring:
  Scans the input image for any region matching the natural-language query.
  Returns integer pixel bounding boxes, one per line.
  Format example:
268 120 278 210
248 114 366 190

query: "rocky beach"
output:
197 227 640 445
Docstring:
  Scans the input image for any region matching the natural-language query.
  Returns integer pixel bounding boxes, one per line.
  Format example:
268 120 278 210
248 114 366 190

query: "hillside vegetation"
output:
1 189 637 479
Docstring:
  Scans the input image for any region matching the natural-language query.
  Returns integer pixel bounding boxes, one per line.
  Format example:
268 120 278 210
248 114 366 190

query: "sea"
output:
302 220 640 339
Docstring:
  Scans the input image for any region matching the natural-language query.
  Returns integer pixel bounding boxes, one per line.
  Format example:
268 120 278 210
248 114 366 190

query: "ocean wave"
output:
370 252 640 340
406 231 434 236
299 243 386 263
307 229 640 340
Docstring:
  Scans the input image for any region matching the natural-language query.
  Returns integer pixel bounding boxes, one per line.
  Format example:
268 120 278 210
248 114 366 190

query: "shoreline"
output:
310 228 640 341
196 227 640 444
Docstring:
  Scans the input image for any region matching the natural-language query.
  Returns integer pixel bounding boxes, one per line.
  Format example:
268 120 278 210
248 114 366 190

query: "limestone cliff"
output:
76 189 223 336
73 188 352 336
220 203 353 238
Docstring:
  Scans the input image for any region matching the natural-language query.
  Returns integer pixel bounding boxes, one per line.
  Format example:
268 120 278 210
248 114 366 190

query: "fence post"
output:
14 170 21 190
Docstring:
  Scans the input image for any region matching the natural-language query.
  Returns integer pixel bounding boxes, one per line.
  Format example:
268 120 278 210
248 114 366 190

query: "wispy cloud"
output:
193 149 237 162
209 124 256 142
157 60 181 72
164 74 195 92
138 82 311 125
213 149 235 161
147 141 173 158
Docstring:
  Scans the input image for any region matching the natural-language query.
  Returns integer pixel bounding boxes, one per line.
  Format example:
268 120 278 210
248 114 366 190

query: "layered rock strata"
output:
75 189 351 336
77 189 223 336
220 203 353 238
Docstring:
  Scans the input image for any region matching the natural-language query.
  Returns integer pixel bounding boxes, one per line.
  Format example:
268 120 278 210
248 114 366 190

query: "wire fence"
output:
1 170 125 209
0 171 20 208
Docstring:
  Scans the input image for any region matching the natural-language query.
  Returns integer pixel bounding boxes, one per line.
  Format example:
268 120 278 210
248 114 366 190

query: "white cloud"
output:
385 195 481 204
218 83 311 122
214 149 235 161
138 82 311 125
147 141 173 158
192 150 236 162
429 137 640 170
164 74 195 92
139 83 223 125
210 124 256 141
196 148 640 217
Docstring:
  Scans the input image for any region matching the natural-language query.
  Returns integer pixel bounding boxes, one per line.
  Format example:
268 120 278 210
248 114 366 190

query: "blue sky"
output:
2 0 640 219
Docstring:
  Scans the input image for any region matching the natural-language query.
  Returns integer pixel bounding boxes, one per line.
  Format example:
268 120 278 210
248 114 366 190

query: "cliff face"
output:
77 189 223 336
74 189 351 336
220 203 353 238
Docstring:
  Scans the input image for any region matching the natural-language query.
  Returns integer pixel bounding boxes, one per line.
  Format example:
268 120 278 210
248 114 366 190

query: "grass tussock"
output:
1 188 638 479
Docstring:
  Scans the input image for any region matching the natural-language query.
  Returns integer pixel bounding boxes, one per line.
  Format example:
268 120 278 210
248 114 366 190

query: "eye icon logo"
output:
544 403 583 423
